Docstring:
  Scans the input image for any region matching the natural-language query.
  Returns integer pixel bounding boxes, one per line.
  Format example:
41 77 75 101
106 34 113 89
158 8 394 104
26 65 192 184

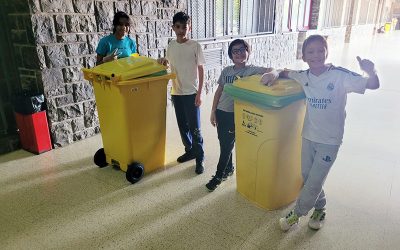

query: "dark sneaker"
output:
177 152 196 163
222 168 235 181
195 161 204 174
205 176 222 192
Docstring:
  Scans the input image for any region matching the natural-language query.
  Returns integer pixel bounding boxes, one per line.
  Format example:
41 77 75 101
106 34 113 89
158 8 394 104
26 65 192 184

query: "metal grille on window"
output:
241 0 275 34
332 0 344 27
367 0 378 24
203 48 223 70
188 0 214 39
323 0 344 28
216 0 224 36
352 0 360 25
257 0 275 33
343 0 352 25
358 0 370 24
188 0 275 39
232 0 240 35
323 0 333 28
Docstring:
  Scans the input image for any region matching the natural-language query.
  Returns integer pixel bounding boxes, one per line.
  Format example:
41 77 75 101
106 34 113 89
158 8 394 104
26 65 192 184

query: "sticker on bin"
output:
82 56 167 82
233 75 303 96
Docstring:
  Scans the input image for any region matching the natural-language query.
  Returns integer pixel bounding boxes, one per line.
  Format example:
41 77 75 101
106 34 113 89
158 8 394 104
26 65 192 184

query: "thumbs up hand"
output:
356 56 376 75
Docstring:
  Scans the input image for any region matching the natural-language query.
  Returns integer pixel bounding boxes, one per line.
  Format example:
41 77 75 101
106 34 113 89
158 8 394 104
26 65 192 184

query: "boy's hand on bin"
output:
261 71 279 87
157 58 169 67
103 48 120 63
210 111 217 127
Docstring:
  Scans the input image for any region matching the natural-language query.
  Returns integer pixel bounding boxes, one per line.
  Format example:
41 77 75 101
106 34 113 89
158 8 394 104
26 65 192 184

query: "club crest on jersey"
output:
327 82 334 91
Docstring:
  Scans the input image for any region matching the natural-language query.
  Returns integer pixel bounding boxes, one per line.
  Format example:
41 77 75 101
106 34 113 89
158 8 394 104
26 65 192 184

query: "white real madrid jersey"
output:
288 65 368 145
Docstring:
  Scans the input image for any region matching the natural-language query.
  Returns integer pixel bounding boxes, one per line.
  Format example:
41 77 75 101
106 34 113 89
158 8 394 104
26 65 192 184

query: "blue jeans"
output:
171 94 204 163
214 109 235 178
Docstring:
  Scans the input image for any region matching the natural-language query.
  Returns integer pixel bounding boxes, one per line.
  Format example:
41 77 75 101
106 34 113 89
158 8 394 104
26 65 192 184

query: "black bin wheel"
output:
126 162 144 184
94 148 108 168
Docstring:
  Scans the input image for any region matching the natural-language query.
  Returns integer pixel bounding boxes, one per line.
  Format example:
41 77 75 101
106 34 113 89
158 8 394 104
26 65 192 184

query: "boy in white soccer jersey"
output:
262 35 380 231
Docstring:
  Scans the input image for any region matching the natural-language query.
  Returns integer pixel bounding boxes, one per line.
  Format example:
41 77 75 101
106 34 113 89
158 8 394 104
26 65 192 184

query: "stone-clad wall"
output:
10 0 298 148
21 0 185 147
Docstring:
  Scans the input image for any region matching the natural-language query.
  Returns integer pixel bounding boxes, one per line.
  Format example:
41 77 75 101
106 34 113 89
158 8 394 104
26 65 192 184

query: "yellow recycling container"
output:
224 75 306 210
384 22 391 32
82 56 175 183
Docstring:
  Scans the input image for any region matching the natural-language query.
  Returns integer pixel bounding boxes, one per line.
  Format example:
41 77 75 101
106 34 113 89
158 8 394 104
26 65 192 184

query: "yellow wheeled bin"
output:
384 22 391 32
224 75 306 210
82 56 175 183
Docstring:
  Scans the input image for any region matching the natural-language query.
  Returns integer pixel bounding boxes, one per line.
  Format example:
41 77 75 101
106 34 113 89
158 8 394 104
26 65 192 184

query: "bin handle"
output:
131 87 140 92
100 75 111 87
115 73 176 86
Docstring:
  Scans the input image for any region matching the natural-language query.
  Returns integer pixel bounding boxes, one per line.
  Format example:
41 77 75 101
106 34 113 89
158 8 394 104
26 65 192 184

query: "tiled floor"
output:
1 31 399 249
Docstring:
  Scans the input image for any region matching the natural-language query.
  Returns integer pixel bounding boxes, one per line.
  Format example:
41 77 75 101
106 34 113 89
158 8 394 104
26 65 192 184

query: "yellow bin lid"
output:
82 56 167 81
233 75 303 96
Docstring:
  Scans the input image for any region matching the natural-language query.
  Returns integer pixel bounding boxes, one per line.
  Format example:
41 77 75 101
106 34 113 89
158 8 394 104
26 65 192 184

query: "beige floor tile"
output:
98 214 243 250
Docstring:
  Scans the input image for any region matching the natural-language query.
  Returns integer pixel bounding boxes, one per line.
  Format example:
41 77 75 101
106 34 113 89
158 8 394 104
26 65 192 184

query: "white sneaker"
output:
308 209 326 230
279 210 299 231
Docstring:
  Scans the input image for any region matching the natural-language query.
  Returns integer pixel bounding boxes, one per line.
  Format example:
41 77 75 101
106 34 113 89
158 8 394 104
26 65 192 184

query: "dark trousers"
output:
215 109 235 178
171 94 204 162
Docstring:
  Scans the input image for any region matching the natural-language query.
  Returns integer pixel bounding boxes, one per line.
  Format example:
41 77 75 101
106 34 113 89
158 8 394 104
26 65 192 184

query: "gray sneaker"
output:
308 209 326 230
279 210 299 231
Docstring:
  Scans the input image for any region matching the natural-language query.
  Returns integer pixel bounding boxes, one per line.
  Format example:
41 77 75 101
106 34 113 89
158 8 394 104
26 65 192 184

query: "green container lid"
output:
224 75 305 109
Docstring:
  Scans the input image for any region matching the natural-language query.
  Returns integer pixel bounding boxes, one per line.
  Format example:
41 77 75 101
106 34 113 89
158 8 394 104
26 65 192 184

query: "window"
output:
243 0 275 34
351 0 359 24
298 0 312 29
282 0 291 31
343 0 352 25
367 0 378 24
358 0 370 24
188 0 276 40
323 0 345 27
215 0 240 36
290 0 300 30
282 0 312 32
189 0 215 39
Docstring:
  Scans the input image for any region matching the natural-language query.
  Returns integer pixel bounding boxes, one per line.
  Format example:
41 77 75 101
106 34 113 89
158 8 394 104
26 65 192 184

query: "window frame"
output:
187 0 276 41
282 0 312 32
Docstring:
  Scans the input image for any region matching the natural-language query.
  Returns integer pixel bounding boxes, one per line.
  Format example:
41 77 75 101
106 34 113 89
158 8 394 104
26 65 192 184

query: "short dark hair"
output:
112 11 130 33
228 39 251 60
302 35 328 56
173 11 190 25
